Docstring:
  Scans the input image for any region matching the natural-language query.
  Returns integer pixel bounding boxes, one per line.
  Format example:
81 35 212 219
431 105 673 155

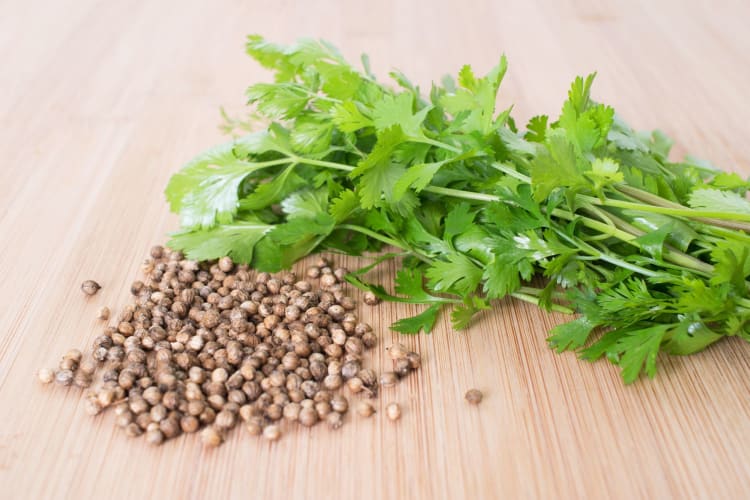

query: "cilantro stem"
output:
490 162 532 183
417 137 462 154
510 292 574 314
423 186 499 203
293 157 354 172
595 187 750 229
337 224 432 264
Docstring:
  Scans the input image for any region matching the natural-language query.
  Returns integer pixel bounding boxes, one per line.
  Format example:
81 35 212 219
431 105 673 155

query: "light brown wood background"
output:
2 0 750 498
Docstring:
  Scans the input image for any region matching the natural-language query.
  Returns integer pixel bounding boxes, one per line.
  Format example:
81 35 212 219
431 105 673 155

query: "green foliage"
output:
165 34 750 384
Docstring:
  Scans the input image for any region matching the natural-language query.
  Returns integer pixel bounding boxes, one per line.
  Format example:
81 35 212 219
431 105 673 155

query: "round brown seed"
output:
81 280 101 296
465 389 483 405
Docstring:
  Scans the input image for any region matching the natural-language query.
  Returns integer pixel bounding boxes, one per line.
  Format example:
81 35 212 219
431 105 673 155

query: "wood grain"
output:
2 0 750 498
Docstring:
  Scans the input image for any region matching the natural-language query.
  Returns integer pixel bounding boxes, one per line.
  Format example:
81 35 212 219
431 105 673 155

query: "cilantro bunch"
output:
165 36 750 383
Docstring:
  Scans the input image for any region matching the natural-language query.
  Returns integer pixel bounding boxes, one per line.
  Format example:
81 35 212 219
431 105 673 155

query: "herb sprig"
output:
165 36 750 383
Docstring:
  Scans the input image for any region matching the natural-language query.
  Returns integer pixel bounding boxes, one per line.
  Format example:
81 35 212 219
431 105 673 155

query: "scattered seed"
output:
385 402 401 421
356 401 375 417
465 389 483 405
37 368 54 384
81 280 101 296
40 250 406 447
363 291 380 306
201 426 224 447
379 372 398 388
263 424 282 441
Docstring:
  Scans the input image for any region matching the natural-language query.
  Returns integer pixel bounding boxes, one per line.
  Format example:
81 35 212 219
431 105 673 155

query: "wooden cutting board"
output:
2 0 750 498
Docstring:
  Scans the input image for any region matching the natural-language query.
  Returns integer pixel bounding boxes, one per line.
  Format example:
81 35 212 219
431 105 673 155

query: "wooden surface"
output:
2 1 750 498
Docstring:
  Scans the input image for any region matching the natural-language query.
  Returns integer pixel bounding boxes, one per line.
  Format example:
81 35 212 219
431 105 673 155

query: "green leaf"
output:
331 101 373 132
391 304 442 334
392 162 445 200
547 317 597 353
525 115 548 143
246 83 310 120
281 189 329 219
632 224 672 261
371 92 432 138
443 203 475 244
710 172 750 191
350 126 406 178
615 324 671 383
166 140 271 229
269 213 335 245
290 116 333 153
329 189 360 222
662 320 723 355
425 252 483 295
529 131 586 202
167 219 273 263
440 57 508 135
688 188 750 215
239 166 305 211
451 296 490 329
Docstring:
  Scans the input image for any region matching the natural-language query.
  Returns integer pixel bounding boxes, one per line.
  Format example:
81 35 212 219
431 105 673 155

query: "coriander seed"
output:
379 372 398 388
200 426 224 447
299 407 318 427
363 291 379 306
330 395 348 413
37 368 54 384
81 280 101 296
55 369 73 386
263 424 281 441
394 358 411 377
97 306 110 320
326 411 343 430
385 402 401 421
245 417 263 436
145 429 165 446
406 351 421 370
387 343 408 360
356 401 375 417
465 389 483 405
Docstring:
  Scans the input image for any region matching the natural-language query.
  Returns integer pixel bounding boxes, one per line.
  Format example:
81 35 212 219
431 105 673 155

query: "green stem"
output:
418 137 462 154
581 193 750 223
609 186 750 231
293 157 354 172
510 292 574 314
338 224 432 264
423 185 500 203
491 162 532 183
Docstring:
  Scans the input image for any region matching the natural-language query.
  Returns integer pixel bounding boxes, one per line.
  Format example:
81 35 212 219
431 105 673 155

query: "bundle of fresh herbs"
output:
166 35 750 383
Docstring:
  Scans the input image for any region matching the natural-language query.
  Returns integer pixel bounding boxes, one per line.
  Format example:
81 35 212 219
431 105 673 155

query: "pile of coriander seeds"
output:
39 246 422 446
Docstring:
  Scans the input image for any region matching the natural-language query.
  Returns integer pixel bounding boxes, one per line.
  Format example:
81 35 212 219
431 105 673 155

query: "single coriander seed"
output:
326 411 343 430
97 306 110 320
385 402 401 421
81 280 101 296
379 372 398 388
356 401 375 418
55 369 74 386
145 429 165 446
200 426 224 447
465 389 483 405
263 424 282 441
363 291 380 306
37 368 54 384
387 343 408 360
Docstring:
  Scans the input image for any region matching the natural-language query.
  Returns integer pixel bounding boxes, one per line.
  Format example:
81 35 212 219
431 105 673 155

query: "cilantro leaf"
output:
547 317 596 353
371 92 432 138
391 304 442 334
167 219 272 262
426 252 483 295
166 140 269 229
